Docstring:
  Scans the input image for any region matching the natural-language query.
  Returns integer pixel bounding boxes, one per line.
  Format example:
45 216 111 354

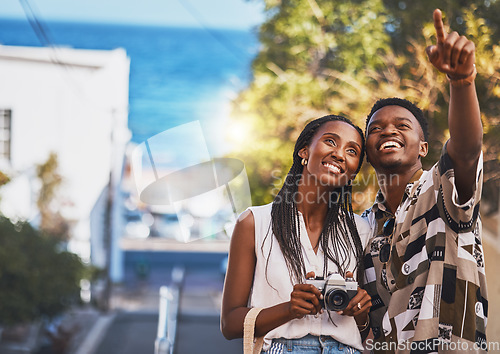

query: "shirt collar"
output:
372 169 424 218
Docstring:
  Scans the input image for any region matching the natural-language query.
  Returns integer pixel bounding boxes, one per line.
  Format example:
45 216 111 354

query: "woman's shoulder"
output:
237 203 273 223
247 202 273 213
245 202 273 219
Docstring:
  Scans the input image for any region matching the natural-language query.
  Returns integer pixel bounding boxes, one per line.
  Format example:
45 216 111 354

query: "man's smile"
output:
377 139 404 151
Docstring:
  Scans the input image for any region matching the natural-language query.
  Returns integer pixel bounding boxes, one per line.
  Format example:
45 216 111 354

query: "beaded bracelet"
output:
447 64 477 87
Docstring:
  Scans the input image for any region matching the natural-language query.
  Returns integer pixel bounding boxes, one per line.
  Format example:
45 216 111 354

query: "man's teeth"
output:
380 141 402 150
324 163 341 174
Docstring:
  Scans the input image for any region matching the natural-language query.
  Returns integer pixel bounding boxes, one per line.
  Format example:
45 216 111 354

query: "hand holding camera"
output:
302 271 372 330
289 270 371 325
305 272 358 311
288 271 323 319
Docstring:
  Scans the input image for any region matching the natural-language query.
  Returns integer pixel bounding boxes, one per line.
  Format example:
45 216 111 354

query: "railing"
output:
154 266 185 354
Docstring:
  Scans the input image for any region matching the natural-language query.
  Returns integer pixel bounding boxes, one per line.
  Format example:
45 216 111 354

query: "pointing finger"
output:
433 9 446 44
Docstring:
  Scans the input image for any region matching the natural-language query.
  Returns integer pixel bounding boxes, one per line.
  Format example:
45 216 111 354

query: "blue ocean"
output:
0 18 259 156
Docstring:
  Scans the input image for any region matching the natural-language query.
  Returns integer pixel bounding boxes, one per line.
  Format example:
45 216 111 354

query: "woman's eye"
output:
347 148 358 155
326 138 336 145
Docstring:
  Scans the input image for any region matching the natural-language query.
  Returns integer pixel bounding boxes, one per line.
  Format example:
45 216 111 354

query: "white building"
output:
0 44 130 282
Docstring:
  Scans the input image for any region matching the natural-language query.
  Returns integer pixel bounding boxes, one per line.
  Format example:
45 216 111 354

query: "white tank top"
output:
248 203 371 351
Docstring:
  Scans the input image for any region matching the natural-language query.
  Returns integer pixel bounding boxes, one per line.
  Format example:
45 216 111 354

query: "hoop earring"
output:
301 158 308 166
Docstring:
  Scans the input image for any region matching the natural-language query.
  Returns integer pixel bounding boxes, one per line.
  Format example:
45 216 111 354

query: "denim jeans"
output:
262 334 361 354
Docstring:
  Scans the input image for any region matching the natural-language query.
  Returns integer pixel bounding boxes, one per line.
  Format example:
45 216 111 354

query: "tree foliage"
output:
36 152 70 240
232 0 500 212
231 0 390 206
0 217 84 326
382 0 500 54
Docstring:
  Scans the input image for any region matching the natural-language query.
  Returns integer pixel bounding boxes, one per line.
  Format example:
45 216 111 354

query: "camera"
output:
305 273 358 311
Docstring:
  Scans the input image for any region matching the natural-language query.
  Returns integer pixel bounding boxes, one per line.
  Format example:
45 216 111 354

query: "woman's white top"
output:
248 203 371 351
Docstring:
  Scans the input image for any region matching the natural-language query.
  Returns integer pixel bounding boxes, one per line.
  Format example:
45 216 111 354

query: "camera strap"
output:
243 307 264 354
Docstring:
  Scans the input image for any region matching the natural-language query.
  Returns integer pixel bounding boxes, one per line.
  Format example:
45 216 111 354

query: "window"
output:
0 109 11 160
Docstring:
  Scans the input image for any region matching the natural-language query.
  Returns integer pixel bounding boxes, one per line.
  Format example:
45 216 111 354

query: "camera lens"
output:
325 289 349 311
332 294 344 306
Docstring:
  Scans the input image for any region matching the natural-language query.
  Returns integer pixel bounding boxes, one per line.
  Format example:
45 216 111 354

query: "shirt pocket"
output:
390 224 429 291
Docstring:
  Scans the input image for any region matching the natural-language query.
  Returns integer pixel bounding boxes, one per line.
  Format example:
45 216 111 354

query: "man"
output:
362 9 486 353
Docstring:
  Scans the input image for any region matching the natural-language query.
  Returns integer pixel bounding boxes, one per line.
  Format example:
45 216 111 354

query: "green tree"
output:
463 6 500 214
232 1 500 212
0 217 84 326
231 0 391 206
382 0 500 54
36 152 70 240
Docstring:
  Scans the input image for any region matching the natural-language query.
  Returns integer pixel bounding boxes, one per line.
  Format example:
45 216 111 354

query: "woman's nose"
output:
331 147 345 161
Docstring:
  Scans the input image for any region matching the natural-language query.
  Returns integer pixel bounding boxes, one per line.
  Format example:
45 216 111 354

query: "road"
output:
93 312 242 354
92 250 243 354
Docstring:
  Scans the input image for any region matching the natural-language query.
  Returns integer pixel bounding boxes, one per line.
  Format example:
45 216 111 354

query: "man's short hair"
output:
365 97 429 141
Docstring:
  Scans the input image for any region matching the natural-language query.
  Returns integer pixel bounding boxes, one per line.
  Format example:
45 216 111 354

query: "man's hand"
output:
425 9 475 79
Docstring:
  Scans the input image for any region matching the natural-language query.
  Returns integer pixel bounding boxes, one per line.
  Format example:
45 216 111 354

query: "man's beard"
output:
368 155 403 172
378 159 403 171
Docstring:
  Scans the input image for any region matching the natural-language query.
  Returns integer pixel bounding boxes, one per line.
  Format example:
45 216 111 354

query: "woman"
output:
221 115 372 353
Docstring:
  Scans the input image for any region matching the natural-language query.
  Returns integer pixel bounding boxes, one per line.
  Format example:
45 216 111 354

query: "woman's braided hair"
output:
267 115 365 284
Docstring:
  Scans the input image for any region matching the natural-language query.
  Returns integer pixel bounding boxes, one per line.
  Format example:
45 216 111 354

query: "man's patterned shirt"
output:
361 145 487 353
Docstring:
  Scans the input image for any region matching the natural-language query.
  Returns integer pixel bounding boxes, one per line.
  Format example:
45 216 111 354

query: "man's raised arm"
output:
425 9 482 203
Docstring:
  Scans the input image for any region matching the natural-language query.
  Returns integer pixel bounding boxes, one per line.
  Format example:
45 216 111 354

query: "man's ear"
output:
419 141 428 158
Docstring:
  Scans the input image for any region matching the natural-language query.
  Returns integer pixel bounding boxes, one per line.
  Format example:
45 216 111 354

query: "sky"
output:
2 0 265 30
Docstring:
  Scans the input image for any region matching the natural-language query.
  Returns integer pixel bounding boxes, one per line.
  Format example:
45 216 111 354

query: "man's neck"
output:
376 165 422 214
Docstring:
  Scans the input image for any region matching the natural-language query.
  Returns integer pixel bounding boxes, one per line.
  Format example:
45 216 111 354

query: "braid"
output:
269 115 365 285
324 184 365 281
269 163 306 284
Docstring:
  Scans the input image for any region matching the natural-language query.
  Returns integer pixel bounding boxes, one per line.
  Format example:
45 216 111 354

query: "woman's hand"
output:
337 272 371 329
288 271 323 319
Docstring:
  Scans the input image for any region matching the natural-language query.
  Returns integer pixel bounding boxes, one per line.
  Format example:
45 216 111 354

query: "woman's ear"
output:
298 147 308 160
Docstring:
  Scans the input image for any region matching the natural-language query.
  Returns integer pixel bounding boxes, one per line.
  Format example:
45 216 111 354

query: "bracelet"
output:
357 315 370 331
447 64 477 87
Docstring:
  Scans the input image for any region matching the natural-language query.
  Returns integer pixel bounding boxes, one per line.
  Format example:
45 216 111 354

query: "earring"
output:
301 158 308 166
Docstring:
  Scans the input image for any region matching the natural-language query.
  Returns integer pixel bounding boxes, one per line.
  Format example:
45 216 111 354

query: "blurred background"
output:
0 0 499 353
